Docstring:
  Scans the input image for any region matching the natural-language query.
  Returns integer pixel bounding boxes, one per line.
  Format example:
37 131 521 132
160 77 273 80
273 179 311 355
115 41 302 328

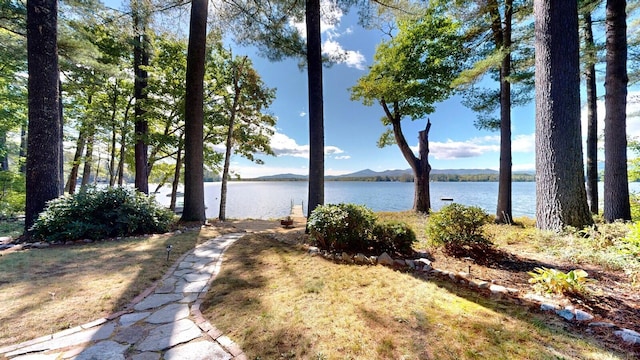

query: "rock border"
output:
308 246 640 348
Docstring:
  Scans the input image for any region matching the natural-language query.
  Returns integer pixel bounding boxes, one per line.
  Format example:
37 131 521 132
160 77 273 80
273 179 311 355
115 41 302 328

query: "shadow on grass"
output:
203 233 639 359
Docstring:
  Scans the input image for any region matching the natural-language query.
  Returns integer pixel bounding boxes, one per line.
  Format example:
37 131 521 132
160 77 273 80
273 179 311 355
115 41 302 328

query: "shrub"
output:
528 267 594 297
31 186 175 242
372 221 416 256
307 203 376 251
425 203 491 255
0 171 26 218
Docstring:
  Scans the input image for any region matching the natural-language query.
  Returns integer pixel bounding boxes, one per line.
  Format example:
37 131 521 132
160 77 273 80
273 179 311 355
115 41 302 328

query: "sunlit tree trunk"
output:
534 0 592 231
66 127 86 194
133 0 149 194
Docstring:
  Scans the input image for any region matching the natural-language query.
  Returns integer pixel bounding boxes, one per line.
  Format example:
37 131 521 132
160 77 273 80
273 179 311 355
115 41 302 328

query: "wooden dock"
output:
290 205 305 219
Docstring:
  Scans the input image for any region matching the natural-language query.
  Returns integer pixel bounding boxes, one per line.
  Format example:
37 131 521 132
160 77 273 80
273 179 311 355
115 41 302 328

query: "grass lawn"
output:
202 233 632 360
0 224 233 347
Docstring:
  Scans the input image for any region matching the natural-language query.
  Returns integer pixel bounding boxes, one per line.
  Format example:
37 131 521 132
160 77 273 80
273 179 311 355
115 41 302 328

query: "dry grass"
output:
0 225 231 347
202 234 628 360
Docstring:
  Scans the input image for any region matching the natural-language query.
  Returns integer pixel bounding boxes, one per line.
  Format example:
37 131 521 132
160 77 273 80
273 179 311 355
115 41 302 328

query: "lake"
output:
153 181 640 220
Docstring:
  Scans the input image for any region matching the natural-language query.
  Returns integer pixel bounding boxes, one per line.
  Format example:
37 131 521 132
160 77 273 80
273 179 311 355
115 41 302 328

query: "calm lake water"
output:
153 181 640 220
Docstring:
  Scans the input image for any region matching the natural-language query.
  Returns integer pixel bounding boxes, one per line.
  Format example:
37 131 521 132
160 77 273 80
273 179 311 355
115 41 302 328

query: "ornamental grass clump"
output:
425 203 491 256
31 186 175 242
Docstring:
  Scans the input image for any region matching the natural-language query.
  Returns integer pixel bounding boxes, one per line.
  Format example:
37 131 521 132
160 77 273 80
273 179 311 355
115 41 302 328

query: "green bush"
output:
425 203 491 255
0 171 26 218
31 186 175 242
307 203 376 251
372 221 416 255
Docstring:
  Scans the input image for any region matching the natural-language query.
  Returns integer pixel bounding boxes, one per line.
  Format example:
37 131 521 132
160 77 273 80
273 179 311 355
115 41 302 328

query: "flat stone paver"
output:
164 340 232 360
1 232 248 360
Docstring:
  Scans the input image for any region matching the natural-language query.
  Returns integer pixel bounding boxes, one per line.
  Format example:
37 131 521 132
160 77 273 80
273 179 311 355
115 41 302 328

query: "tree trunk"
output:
170 141 183 211
534 0 593 231
0 132 8 171
583 10 599 214
496 0 513 224
118 97 133 186
414 121 432 213
180 0 208 223
81 124 95 187
306 0 324 217
65 127 86 194
108 82 119 187
603 0 630 221
133 0 149 194
19 122 26 174
25 0 61 230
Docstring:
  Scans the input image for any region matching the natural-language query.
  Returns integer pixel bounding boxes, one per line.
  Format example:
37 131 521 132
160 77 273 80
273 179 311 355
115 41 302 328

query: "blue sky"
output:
225 6 640 178
104 0 640 179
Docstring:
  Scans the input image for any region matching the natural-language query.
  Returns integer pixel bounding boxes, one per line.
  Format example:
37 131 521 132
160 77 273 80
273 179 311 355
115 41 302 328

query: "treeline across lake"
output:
245 173 536 182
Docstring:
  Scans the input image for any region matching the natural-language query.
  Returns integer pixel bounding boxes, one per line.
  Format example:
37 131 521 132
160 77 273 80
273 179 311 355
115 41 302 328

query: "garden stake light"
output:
166 244 173 261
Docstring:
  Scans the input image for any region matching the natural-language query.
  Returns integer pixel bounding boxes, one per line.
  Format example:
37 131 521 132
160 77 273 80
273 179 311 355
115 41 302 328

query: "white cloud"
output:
429 139 500 159
580 90 640 140
269 132 347 159
335 155 351 160
289 0 366 70
322 40 366 70
299 111 307 117
512 134 535 153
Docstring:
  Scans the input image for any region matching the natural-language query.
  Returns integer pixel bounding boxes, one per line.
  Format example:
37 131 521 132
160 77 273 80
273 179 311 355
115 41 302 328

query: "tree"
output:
306 0 324 217
603 0 630 222
132 0 151 194
181 0 208 223
580 0 601 214
25 0 62 230
351 11 464 212
216 54 276 221
450 0 534 223
534 0 592 231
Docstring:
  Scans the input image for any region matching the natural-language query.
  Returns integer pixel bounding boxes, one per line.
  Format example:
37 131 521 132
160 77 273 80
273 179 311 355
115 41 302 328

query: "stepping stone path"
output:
0 233 247 360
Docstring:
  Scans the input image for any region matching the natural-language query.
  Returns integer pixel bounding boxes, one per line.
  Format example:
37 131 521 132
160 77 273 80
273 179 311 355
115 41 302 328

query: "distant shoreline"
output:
239 174 536 183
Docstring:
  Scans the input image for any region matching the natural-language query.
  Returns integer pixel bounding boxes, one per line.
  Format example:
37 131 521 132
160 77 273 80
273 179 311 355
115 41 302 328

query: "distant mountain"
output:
249 168 525 181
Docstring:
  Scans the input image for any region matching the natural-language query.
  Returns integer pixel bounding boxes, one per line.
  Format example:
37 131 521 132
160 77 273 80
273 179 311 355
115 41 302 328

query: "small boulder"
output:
354 253 368 264
556 309 575 321
575 309 594 321
377 252 394 266
614 329 640 345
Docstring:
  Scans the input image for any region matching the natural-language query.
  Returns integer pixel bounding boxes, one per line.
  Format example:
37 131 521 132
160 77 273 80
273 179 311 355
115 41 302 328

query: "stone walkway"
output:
0 232 247 360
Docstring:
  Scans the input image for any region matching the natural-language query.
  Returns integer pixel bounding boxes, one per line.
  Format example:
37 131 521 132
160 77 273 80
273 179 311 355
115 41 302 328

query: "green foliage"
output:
31 186 174 242
425 203 491 254
527 267 594 296
631 192 640 221
307 203 376 252
372 221 416 256
0 170 25 218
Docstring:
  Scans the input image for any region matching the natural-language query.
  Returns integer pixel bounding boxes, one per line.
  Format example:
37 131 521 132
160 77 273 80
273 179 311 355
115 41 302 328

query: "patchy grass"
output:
0 225 231 347
0 217 24 239
202 234 628 359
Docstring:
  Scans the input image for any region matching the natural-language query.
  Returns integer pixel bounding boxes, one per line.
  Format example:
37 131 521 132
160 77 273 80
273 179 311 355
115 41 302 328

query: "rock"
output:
588 322 616 328
145 303 190 324
457 272 470 279
540 303 558 311
614 329 640 345
489 284 507 294
307 246 319 256
134 294 183 311
377 252 394 266
575 309 594 321
341 252 352 263
354 253 368 264
32 242 50 249
476 281 490 289
83 239 94 243
394 259 407 267
405 260 416 269
556 309 575 321
0 244 14 250
448 273 457 281
136 319 202 352
119 312 151 327
75 340 127 360
415 258 432 267
163 341 231 360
